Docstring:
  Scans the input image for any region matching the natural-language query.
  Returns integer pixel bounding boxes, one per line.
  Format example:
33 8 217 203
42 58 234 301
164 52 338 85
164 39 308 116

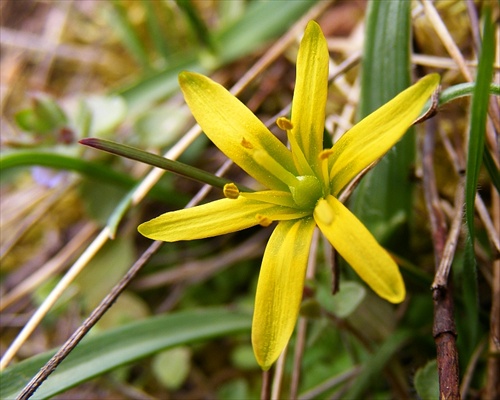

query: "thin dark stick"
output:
16 154 238 399
290 318 307 400
261 370 271 400
421 117 460 399
16 240 163 400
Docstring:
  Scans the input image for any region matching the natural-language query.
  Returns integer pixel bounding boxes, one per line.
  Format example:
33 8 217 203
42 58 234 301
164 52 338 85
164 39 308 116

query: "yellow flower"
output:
138 21 440 370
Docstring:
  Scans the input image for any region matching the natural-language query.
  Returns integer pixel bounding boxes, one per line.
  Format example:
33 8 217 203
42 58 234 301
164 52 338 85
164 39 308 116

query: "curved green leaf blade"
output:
0 151 172 200
414 359 439 400
0 308 251 400
119 0 318 113
461 5 496 360
465 6 495 241
350 0 414 247
345 330 412 399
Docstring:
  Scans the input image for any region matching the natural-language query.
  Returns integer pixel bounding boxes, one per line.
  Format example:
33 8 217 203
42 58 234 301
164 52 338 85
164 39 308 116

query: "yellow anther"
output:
256 214 273 227
276 117 294 131
319 149 334 188
241 137 254 149
319 149 334 160
223 183 240 199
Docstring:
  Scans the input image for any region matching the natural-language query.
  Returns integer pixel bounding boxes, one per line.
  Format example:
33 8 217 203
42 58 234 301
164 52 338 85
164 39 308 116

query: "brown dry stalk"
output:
422 117 460 399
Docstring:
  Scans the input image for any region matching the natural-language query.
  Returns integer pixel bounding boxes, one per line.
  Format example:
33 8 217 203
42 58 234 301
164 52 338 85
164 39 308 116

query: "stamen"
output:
241 191 296 208
319 149 334 189
241 137 254 149
256 214 273 227
276 117 293 131
284 127 315 176
253 149 298 187
223 183 240 199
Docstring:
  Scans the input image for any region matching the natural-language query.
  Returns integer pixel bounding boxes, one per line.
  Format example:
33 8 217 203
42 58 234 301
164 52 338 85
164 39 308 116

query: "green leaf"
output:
483 144 500 194
107 0 151 68
350 0 414 248
78 96 127 137
433 82 500 107
15 95 68 135
214 0 318 64
465 6 496 241
152 347 191 390
79 138 253 192
461 5 495 358
317 281 366 318
73 239 134 311
175 0 216 52
0 151 171 201
0 308 251 399
414 359 439 400
345 330 412 399
143 0 171 61
118 1 318 113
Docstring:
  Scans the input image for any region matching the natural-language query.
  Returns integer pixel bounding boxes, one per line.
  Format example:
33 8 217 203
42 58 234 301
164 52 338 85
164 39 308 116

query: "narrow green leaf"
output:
419 81 500 193
175 0 216 52
0 308 251 400
465 6 495 240
214 0 318 63
459 237 479 359
317 281 366 318
350 0 414 247
15 96 68 135
108 0 151 68
0 151 171 200
414 359 439 400
143 0 171 60
461 5 496 360
345 330 412 399
119 1 317 113
483 145 500 194
434 82 499 107
79 138 253 192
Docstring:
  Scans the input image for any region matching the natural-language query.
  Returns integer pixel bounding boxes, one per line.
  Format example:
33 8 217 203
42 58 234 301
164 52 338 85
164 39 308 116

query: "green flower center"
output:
289 175 323 209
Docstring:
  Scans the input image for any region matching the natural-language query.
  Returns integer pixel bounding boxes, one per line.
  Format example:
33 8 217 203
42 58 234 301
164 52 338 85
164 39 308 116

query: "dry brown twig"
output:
421 115 461 400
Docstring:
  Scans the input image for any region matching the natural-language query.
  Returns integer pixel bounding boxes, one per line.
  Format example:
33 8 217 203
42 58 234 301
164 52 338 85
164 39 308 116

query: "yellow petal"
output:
329 73 440 195
179 71 296 191
290 21 329 172
138 196 308 242
252 218 316 370
314 196 405 303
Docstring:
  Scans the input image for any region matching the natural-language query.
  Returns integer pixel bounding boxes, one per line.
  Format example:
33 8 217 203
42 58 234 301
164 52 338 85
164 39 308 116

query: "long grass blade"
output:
350 0 413 247
461 5 496 358
0 308 251 399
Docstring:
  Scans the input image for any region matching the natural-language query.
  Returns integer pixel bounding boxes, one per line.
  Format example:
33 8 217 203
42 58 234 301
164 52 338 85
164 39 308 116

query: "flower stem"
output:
80 138 253 192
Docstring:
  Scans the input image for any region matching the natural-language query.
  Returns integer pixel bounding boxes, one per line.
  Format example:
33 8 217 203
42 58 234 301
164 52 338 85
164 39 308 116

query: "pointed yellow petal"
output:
252 218 316 370
290 21 329 171
314 196 405 303
330 73 440 195
138 197 308 242
179 71 296 191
